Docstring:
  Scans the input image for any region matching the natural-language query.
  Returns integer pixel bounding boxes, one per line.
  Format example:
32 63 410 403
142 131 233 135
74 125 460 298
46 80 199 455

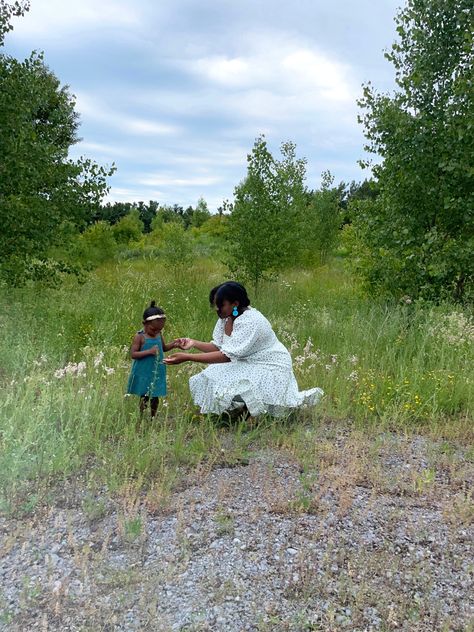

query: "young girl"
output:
127 301 180 417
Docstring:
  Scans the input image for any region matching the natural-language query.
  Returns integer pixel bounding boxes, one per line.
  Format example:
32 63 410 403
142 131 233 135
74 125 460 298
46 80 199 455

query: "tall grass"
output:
0 258 472 511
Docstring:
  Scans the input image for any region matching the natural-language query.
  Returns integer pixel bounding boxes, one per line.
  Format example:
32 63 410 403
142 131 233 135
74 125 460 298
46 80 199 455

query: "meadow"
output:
0 256 472 515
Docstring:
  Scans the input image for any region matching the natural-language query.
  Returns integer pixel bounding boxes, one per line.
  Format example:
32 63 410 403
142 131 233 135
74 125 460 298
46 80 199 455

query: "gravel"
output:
0 432 473 631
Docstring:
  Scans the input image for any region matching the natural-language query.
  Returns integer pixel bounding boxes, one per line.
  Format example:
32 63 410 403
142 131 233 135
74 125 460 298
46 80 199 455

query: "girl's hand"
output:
178 337 194 350
148 345 159 355
163 353 188 365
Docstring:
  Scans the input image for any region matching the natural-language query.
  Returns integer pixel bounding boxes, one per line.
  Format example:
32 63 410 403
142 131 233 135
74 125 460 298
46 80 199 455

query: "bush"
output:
112 210 144 244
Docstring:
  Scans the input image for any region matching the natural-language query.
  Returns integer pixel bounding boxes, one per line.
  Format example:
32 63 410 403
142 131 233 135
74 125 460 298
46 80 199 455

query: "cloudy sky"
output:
4 0 401 210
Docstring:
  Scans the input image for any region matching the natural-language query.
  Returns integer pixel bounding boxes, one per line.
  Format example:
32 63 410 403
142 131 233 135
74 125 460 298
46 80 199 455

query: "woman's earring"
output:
232 306 239 317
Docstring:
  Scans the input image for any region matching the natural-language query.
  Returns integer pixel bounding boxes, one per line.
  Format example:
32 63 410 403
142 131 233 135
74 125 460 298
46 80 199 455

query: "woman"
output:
165 282 323 417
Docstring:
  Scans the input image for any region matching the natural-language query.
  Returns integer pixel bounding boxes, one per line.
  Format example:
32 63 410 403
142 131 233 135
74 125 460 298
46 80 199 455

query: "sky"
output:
4 0 402 211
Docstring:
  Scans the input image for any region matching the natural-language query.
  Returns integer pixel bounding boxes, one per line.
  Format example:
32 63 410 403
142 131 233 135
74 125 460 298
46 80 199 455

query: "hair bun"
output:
150 300 156 307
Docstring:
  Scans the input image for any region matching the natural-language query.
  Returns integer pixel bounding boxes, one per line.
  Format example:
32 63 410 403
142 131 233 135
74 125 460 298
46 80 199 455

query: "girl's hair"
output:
143 300 165 321
212 281 251 309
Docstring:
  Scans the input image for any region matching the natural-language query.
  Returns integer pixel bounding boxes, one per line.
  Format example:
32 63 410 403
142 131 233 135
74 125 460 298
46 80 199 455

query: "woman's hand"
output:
163 353 189 365
177 337 194 350
169 338 185 349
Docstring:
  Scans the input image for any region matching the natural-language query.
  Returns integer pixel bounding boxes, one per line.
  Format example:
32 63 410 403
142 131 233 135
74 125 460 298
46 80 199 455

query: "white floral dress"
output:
189 308 323 416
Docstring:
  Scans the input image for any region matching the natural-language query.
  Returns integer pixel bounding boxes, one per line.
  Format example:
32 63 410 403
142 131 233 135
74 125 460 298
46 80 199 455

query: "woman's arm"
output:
164 351 230 365
178 338 219 352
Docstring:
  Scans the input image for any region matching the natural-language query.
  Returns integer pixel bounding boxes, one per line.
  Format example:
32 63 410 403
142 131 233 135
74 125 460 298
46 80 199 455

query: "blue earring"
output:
232 306 239 317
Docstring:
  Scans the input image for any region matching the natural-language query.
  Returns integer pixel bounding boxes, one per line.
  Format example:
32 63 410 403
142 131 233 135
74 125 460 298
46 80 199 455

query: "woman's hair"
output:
209 284 222 305
212 281 250 309
143 300 165 321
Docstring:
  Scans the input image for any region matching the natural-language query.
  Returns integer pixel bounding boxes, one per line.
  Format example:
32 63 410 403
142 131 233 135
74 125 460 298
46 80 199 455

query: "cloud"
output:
188 33 357 109
75 93 181 137
6 1 400 209
139 174 222 187
10 0 142 39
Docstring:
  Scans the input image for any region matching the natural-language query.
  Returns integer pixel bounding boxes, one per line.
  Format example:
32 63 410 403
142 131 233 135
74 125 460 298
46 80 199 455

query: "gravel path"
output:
1 430 473 631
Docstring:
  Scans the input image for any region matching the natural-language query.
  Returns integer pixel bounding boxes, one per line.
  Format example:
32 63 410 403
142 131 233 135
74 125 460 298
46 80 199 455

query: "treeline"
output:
92 197 215 233
55 174 375 281
1 0 472 301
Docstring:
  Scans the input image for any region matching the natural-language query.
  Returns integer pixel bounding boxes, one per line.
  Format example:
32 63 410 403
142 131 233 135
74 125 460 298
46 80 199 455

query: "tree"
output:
157 222 194 272
0 1 30 44
94 201 133 225
151 204 186 228
0 8 114 284
112 210 144 244
300 171 342 265
356 0 474 301
191 197 211 228
227 136 307 291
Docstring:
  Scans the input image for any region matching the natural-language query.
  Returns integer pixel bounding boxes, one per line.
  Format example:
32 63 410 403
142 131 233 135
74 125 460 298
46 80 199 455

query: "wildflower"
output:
303 338 313 354
325 364 332 371
76 362 86 376
347 370 359 382
349 355 359 365
330 354 338 364
93 351 104 368
427 311 474 347
104 367 115 375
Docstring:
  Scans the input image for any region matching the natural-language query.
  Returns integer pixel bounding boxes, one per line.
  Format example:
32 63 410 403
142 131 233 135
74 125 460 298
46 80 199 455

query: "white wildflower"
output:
294 355 305 367
427 311 474 347
104 367 115 375
303 338 313 354
349 355 359 365
76 361 86 376
93 351 104 368
347 370 359 382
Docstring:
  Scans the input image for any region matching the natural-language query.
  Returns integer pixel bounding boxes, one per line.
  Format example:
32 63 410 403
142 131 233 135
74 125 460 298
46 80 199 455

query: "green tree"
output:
112 210 144 244
228 136 307 291
158 222 194 272
356 0 474 301
0 1 30 44
75 221 117 266
301 171 341 265
94 201 133 225
191 197 211 228
0 9 114 284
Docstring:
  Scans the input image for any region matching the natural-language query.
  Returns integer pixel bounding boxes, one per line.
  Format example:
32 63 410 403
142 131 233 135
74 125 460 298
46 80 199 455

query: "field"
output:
0 258 473 630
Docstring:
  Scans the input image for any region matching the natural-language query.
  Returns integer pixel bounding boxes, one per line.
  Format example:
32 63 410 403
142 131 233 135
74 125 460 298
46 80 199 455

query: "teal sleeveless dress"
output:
127 331 167 397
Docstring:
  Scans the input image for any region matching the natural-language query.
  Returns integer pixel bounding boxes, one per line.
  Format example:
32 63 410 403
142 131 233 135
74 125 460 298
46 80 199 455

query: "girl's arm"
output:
161 335 180 352
178 338 219 352
130 333 156 359
164 351 230 365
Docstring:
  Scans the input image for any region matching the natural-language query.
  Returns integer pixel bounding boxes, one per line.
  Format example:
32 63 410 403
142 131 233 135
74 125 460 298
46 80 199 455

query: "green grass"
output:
0 257 472 511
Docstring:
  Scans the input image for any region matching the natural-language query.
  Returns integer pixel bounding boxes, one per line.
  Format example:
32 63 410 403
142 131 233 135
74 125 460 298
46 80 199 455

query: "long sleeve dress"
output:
189 307 323 416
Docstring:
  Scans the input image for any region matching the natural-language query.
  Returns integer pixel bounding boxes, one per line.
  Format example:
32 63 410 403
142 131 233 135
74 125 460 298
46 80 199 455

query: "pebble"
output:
0 443 472 631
